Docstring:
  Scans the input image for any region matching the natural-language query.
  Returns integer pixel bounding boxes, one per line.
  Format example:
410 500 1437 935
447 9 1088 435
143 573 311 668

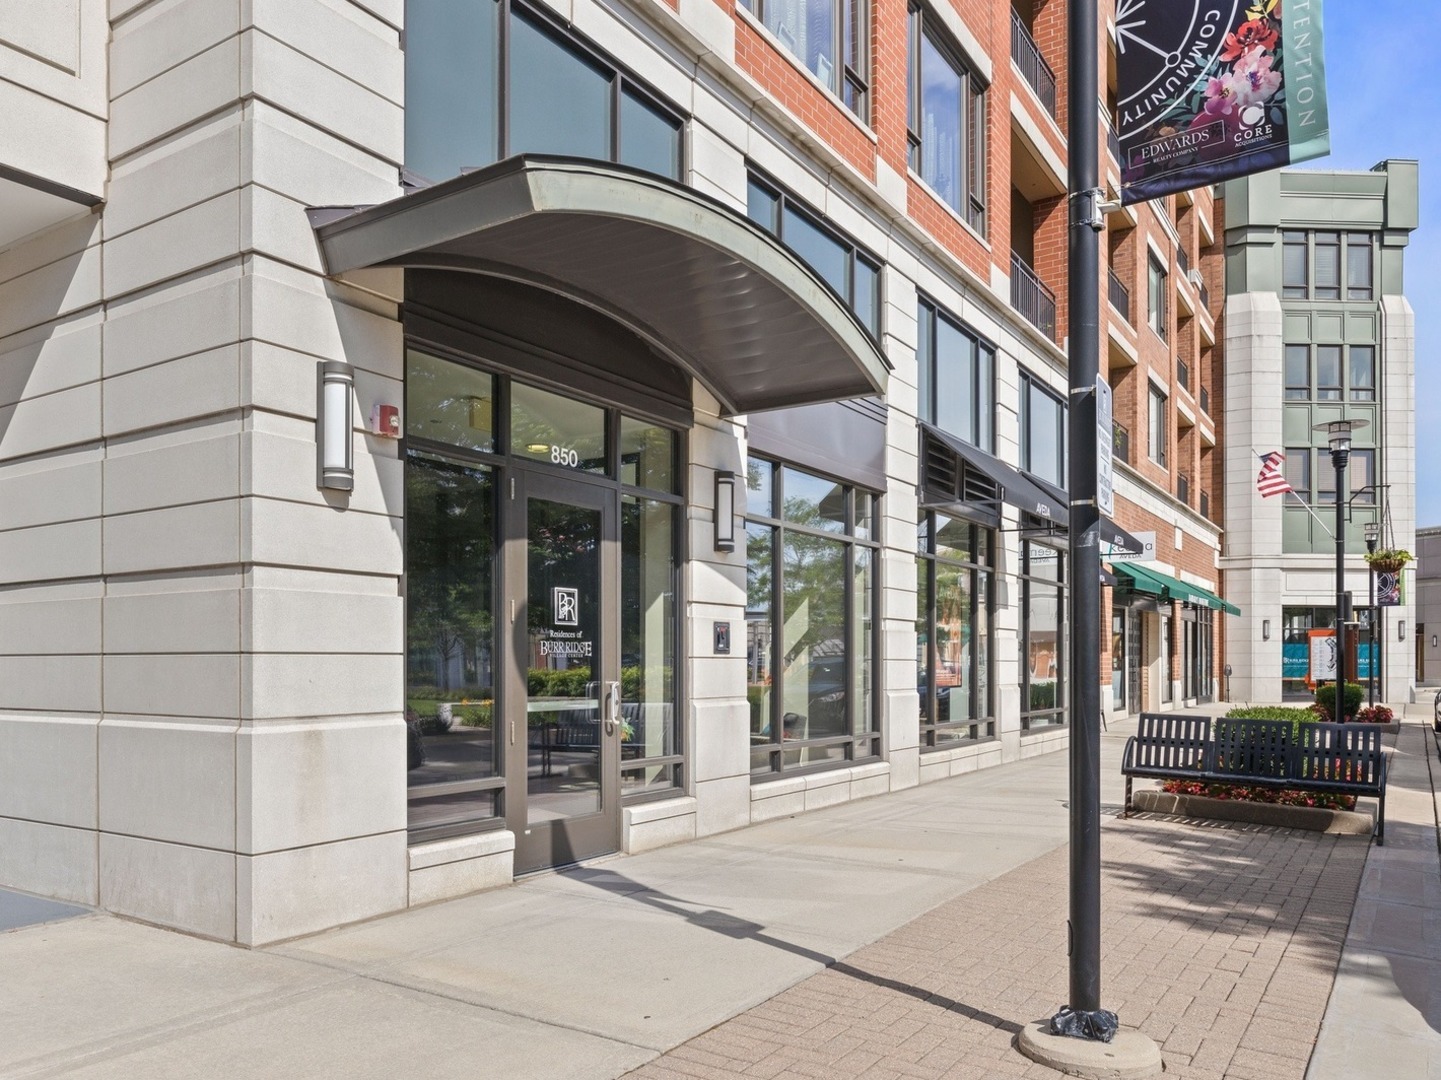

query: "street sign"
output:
1096 375 1114 517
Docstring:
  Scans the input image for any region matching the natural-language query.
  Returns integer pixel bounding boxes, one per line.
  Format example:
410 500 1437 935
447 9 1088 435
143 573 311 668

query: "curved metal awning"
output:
307 156 889 415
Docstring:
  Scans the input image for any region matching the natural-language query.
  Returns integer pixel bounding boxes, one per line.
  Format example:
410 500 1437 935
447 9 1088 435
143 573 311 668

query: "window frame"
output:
1147 253 1168 340
1281 230 1376 302
747 170 883 340
1282 342 1379 403
906 3 988 234
745 457 882 779
1019 369 1066 488
403 0 687 186
916 295 997 453
1019 540 1067 730
1147 384 1168 467
738 0 870 121
916 514 995 749
1284 446 1311 501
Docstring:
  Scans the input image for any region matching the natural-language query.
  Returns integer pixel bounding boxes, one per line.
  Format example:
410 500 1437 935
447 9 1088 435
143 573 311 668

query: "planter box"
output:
1132 789 1375 836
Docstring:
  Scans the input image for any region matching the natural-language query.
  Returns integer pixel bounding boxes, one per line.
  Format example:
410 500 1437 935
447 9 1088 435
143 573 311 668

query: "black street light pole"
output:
1316 419 1366 711
1066 0 1103 1021
1364 520 1380 709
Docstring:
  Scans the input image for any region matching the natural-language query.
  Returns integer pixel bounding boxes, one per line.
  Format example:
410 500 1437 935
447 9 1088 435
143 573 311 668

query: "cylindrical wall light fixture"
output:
1398 620 1406 641
714 470 736 552
1261 619 1271 641
318 360 355 491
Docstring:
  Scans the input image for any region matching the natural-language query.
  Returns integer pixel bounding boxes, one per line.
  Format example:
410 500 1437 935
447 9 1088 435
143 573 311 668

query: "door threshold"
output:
514 849 626 882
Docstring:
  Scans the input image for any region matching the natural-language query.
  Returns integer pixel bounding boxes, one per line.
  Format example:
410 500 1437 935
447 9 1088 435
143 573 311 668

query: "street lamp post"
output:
1315 419 1367 712
1364 520 1380 709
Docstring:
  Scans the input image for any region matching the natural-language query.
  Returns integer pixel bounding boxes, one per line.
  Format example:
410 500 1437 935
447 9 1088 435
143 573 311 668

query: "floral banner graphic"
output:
1376 569 1402 607
1116 0 1329 205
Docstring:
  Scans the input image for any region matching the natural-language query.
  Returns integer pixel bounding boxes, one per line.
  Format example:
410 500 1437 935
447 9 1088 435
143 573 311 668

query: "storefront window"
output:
1020 541 1066 728
748 458 880 775
621 496 681 795
917 514 994 747
405 452 502 839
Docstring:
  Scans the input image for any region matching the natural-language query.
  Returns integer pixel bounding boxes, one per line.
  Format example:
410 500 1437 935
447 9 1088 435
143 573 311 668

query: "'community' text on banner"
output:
1116 0 1329 205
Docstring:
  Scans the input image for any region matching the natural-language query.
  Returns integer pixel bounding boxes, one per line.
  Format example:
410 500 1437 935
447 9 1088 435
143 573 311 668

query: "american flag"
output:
1256 451 1292 498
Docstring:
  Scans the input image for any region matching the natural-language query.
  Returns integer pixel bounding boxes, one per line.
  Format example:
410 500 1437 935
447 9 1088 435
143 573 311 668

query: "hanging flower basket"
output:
1365 548 1412 574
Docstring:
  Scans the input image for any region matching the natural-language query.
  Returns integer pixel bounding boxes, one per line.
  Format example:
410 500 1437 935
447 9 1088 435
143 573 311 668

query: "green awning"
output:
1112 564 1241 616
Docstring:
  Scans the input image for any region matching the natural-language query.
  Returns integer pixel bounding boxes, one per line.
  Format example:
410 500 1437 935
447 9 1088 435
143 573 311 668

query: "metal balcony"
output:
1011 252 1057 340
1011 10 1057 119
1107 266 1130 322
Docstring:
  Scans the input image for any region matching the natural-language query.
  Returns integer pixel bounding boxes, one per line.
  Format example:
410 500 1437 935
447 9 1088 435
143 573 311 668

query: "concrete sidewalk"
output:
0 708 1434 1079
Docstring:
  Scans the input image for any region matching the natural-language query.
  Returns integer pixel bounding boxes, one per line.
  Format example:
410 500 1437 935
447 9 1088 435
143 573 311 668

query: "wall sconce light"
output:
1398 620 1406 641
1431 634 1437 649
714 470 736 552
1261 619 1271 641
318 360 355 491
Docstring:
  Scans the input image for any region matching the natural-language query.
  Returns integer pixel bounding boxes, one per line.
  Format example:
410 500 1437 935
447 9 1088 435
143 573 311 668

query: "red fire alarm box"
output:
370 404 401 438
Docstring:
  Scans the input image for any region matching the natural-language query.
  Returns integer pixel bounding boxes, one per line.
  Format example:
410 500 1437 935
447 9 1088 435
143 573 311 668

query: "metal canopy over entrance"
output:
309 155 890 415
1113 564 1241 616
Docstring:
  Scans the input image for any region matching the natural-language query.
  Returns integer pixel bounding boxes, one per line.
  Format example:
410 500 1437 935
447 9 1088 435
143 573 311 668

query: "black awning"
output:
1097 517 1145 556
921 423 1068 522
308 156 889 416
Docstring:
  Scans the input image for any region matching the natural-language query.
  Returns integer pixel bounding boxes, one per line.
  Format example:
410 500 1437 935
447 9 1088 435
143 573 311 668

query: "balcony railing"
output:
1177 359 1190 391
1198 278 1210 309
1107 121 1120 164
1011 9 1057 119
1113 421 1131 465
1199 386 1210 415
1178 474 1191 506
1011 252 1057 340
1107 265 1130 322
1177 246 1191 276
1200 490 1211 520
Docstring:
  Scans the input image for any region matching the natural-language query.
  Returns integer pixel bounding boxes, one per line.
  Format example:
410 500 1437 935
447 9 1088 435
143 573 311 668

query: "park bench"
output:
1121 713 1388 844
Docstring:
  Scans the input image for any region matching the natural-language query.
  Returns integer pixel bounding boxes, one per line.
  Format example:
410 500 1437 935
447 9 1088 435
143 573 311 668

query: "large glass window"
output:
1284 446 1311 501
747 459 879 776
405 452 501 840
621 496 681 795
404 0 683 184
1021 371 1065 488
747 173 882 338
1281 343 1378 403
739 0 869 119
1148 384 1167 467
1147 253 1168 339
1020 541 1066 728
1284 344 1310 401
916 514 993 748
907 5 987 232
1281 231 1374 301
916 297 995 452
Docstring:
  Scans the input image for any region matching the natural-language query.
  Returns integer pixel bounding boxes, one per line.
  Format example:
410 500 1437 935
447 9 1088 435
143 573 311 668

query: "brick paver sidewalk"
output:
625 817 1367 1080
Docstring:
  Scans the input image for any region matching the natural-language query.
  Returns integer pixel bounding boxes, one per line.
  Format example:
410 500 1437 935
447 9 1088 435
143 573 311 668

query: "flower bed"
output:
1161 778 1356 812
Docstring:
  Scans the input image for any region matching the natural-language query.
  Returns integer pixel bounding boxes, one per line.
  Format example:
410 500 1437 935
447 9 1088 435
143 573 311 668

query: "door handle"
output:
605 681 621 736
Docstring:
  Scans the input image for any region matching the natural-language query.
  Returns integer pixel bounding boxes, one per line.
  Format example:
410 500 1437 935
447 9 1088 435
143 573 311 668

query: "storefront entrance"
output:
509 471 623 873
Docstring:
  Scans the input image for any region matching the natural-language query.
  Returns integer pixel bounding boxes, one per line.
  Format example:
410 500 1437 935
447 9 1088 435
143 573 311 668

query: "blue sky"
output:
1312 1 1437 528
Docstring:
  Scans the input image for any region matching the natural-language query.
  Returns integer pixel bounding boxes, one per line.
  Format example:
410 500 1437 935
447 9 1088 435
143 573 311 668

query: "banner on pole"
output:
1116 0 1329 205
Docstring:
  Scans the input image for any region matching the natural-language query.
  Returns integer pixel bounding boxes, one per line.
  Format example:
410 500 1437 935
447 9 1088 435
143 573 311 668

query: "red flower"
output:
1221 19 1279 61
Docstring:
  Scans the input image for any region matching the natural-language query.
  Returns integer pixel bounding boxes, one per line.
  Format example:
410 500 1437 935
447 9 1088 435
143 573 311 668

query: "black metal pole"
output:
1367 566 1376 710
1334 452 1347 707
1066 0 1102 1017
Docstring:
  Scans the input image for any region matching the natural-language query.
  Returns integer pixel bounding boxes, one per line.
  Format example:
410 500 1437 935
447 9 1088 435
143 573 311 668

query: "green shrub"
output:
1314 682 1365 722
1225 705 1318 723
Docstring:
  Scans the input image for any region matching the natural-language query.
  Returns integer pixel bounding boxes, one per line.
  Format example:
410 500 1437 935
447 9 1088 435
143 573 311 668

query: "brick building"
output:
0 0 1231 942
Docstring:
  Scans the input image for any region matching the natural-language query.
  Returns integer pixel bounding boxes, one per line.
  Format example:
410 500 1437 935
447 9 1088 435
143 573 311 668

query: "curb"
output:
1131 790 1375 835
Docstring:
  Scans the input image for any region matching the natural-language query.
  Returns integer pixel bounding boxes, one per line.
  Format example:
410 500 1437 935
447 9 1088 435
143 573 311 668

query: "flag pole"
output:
1254 447 1335 539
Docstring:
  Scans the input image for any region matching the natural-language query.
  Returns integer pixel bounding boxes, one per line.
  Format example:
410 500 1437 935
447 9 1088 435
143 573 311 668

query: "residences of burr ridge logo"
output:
553 587 579 626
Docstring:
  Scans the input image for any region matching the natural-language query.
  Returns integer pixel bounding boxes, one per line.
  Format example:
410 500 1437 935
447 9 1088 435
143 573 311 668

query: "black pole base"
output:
1048 1005 1120 1043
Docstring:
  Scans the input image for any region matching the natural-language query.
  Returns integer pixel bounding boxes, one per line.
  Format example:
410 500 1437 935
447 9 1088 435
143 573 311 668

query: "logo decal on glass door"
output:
553 587 579 626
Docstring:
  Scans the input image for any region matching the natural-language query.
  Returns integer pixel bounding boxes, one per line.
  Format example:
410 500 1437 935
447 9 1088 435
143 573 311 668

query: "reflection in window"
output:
917 515 993 748
619 417 675 492
510 10 611 160
746 174 882 338
406 349 496 453
1021 371 1065 488
908 7 986 232
1020 541 1066 729
511 382 607 473
404 0 682 184
747 457 879 776
916 297 995 451
621 496 680 795
738 0 869 119
405 453 501 838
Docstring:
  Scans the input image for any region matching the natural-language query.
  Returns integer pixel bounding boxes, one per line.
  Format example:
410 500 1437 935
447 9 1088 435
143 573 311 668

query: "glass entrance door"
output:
509 471 621 873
